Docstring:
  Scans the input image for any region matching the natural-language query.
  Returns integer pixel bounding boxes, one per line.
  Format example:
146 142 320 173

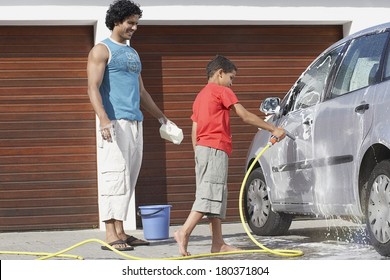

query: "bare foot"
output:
174 230 190 256
211 243 241 254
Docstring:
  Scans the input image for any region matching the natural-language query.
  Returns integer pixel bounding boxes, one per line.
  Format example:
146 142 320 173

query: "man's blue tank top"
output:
99 38 143 121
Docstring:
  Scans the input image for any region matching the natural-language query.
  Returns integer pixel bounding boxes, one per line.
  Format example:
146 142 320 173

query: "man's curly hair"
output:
105 0 143 31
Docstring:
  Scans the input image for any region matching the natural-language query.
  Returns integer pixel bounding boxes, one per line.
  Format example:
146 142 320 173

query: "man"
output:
87 0 170 251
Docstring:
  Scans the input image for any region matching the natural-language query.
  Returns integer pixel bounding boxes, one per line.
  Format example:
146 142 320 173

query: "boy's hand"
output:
271 127 286 142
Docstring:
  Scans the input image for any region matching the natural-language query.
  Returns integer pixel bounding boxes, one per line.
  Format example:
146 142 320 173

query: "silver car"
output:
244 22 390 256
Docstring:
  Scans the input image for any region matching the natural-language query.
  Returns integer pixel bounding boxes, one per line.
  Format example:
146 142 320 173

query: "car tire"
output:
243 167 292 236
365 159 390 257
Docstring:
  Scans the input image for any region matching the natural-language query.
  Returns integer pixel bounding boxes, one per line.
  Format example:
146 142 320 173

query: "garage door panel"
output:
136 34 337 45
0 103 93 113
0 146 95 156
0 112 94 122
1 180 96 191
1 26 93 36
0 86 88 96
137 43 328 55
0 25 97 231
0 197 97 208
0 170 96 183
1 35 93 46
0 204 98 217
0 154 95 165
141 55 312 68
0 214 98 231
143 74 301 86
1 189 97 202
1 70 87 79
0 120 94 130
143 75 299 86
145 83 293 93
0 162 96 173
0 60 87 71
0 46 91 57
0 79 88 87
0 130 93 141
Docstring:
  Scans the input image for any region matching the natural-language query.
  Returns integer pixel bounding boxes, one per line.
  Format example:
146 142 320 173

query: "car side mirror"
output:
260 97 281 115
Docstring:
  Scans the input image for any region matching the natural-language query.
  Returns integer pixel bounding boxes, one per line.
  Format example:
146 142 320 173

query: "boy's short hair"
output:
105 0 142 31
206 55 238 79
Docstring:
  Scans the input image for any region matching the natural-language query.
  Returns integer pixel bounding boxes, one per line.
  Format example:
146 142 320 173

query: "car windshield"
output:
279 45 343 115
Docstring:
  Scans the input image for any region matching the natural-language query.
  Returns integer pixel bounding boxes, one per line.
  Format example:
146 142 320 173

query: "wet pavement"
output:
0 218 387 260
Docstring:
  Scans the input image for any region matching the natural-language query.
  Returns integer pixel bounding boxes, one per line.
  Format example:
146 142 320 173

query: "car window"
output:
384 40 390 79
331 32 389 98
281 46 342 114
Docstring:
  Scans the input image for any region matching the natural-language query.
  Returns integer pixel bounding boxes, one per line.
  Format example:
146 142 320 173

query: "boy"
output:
174 55 286 256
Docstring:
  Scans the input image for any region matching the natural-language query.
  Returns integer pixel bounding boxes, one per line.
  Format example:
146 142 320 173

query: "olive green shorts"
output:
191 146 228 219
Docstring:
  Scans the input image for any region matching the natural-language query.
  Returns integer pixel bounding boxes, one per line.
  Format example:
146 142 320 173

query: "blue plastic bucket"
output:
138 205 172 240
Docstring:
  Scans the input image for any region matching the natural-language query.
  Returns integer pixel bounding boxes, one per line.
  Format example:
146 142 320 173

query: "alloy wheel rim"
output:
247 178 270 227
368 174 390 243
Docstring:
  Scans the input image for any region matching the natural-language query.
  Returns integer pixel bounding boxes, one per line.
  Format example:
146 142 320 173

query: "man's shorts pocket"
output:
100 162 126 195
99 140 126 196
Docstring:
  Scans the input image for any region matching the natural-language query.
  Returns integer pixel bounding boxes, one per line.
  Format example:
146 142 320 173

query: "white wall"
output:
1 0 390 230
1 1 390 41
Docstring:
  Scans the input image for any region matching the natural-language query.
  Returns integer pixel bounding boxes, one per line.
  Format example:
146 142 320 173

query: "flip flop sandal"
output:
101 239 134 251
125 235 150 246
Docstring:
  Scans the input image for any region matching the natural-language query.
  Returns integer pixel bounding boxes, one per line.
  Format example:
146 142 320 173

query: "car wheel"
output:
244 167 292 236
365 159 390 257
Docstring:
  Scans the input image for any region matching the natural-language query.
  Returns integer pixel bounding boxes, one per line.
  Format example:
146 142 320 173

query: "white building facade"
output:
1 0 390 38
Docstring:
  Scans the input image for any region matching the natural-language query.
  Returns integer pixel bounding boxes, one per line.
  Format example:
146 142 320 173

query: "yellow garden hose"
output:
0 141 303 260
237 142 303 257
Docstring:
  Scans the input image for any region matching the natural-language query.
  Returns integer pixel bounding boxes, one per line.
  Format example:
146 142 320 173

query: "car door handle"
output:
355 103 369 113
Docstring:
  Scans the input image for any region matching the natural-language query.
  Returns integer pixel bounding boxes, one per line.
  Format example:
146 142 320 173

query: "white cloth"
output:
98 119 143 222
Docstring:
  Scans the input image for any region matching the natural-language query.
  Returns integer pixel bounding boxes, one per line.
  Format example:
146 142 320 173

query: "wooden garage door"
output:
0 26 97 231
133 25 343 225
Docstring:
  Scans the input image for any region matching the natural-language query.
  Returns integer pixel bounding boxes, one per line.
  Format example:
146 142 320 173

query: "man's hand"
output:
100 123 113 142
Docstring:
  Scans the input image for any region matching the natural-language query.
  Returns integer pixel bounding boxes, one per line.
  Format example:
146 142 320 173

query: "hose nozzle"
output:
268 129 295 145
285 130 296 141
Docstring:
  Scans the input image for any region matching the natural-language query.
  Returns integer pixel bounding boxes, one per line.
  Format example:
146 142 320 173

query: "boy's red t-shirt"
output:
191 82 239 156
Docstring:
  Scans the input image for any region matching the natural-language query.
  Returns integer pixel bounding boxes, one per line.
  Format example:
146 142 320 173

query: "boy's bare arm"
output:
232 103 285 140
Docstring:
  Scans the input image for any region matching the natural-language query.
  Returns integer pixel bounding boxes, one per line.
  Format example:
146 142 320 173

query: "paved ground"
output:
0 218 387 260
